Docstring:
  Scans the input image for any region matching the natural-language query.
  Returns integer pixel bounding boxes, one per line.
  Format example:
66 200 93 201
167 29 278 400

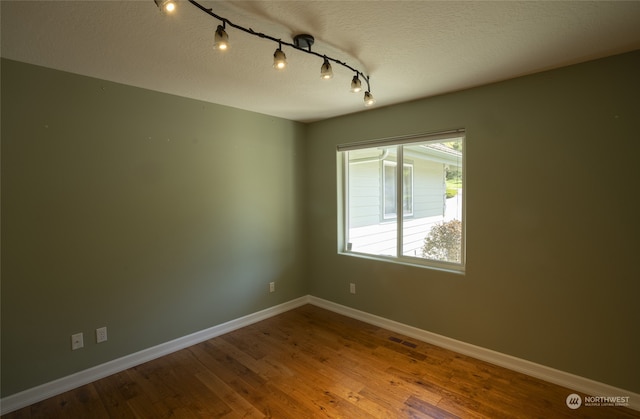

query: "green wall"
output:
305 51 640 393
1 58 308 397
2 51 639 399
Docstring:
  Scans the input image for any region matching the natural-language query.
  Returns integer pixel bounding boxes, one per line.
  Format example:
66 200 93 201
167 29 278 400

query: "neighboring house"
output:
347 142 462 257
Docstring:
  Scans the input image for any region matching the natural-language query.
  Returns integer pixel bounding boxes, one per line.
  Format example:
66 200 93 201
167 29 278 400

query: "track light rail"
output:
184 0 373 101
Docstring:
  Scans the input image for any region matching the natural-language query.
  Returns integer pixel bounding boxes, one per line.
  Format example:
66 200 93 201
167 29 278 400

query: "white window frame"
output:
337 129 466 273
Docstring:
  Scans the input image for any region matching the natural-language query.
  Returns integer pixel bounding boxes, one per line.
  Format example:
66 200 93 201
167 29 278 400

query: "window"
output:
383 161 413 219
338 130 465 272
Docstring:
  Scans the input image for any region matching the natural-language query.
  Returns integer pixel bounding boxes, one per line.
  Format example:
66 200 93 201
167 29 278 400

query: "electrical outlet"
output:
350 283 356 294
96 327 108 343
71 332 84 350
269 282 275 293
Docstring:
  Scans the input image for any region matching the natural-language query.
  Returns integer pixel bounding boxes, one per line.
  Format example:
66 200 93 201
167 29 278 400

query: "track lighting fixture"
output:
320 57 333 80
213 24 229 50
154 0 176 14
273 46 287 70
157 0 375 107
364 91 376 107
350 75 362 93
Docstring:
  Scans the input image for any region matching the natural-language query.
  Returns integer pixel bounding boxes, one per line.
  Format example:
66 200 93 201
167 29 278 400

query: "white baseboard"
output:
307 296 640 412
2 294 638 414
0 296 310 415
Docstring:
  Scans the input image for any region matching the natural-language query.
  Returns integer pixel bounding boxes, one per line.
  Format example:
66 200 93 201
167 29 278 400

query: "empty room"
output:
1 0 639 417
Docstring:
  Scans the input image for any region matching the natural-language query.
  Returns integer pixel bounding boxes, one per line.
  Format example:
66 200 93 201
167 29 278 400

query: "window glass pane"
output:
383 161 396 218
347 146 397 256
340 130 464 271
402 141 463 262
383 162 413 219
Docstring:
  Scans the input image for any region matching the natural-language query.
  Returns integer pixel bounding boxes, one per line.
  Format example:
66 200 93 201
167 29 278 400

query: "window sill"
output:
338 250 465 275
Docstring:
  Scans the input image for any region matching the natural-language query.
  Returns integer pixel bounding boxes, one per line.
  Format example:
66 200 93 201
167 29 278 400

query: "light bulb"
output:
155 0 176 14
214 25 229 50
273 48 287 69
350 75 362 93
320 58 333 80
364 91 376 107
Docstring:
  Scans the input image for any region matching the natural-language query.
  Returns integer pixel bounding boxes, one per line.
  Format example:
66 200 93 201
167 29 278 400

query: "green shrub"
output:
445 188 458 199
421 220 462 263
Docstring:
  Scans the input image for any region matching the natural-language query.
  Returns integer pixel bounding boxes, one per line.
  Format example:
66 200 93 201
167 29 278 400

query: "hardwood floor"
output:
3 304 638 418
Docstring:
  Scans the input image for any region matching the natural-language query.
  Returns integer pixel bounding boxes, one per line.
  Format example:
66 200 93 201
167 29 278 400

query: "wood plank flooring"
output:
3 304 638 418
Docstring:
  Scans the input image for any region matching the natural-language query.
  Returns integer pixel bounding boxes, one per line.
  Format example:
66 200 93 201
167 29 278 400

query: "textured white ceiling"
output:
2 1 640 122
